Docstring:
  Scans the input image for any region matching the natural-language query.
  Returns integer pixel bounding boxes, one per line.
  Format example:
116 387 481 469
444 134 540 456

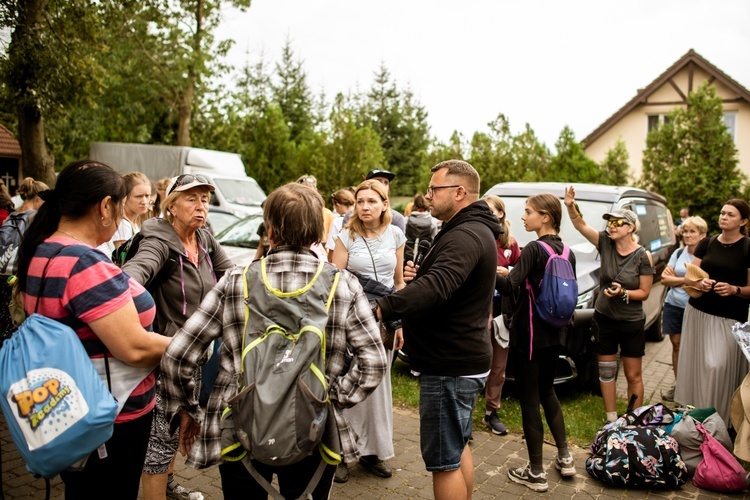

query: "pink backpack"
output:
692 423 749 492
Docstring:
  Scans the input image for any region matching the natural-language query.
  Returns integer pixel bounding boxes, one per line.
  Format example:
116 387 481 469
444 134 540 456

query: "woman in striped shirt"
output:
16 159 170 499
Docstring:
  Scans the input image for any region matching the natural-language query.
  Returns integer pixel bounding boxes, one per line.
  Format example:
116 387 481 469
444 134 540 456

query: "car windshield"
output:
216 214 263 248
213 178 266 207
499 197 610 258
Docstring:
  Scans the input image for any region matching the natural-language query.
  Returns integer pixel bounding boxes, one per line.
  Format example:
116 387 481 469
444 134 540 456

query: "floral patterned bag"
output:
586 425 688 488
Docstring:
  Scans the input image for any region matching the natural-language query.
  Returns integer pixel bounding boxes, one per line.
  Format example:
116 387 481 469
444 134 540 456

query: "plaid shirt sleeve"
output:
326 270 387 408
160 270 244 468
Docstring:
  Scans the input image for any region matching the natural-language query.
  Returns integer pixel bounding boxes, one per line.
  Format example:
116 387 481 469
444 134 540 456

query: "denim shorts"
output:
419 375 486 472
662 302 685 335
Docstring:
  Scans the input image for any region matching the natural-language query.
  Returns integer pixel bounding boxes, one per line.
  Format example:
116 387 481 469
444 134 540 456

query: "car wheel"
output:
645 310 665 342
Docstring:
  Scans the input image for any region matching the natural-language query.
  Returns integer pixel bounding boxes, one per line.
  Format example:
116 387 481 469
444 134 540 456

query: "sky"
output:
219 0 750 150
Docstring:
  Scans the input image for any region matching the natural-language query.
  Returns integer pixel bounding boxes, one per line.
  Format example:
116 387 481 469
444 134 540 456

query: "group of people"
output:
4 153 749 500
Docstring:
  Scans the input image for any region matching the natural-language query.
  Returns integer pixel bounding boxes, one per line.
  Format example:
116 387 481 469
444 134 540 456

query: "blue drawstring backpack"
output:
0 314 118 478
0 245 117 479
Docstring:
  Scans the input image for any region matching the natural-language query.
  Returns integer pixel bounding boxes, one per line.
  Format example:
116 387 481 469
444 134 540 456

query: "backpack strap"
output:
524 240 553 361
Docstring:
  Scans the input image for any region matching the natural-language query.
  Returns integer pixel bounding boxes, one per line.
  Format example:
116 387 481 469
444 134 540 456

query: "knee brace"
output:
598 361 618 383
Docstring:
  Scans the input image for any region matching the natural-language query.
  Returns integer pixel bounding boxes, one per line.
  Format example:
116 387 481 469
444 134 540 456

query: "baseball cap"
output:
365 169 396 181
601 208 637 225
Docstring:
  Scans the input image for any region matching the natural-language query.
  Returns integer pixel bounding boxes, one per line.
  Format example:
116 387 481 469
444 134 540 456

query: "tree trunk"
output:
176 82 194 146
17 106 55 187
175 0 203 147
11 0 55 186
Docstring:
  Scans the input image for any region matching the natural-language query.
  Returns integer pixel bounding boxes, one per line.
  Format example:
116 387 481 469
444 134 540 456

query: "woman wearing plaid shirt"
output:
159 183 387 499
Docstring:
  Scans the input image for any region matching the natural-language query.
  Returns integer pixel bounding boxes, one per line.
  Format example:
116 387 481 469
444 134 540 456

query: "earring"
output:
101 216 112 228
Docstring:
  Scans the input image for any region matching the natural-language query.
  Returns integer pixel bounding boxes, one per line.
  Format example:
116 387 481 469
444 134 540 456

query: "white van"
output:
89 142 266 217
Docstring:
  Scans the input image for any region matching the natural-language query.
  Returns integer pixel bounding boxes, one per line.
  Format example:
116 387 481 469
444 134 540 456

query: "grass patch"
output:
391 358 629 448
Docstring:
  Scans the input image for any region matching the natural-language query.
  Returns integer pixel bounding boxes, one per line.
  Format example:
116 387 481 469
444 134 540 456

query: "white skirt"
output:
343 332 395 462
674 304 749 425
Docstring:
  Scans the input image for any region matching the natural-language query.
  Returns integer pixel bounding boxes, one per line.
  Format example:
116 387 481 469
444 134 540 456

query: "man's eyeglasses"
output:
168 174 210 195
426 185 460 196
607 219 630 228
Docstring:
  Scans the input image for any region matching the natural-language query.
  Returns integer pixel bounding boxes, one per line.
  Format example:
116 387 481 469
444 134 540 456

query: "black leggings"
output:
511 345 567 467
60 410 153 500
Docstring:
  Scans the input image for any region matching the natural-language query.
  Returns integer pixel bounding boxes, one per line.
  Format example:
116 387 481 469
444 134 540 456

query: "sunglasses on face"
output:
607 219 630 228
168 174 210 195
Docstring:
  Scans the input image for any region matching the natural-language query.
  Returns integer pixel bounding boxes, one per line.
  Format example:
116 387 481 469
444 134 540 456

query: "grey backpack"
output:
0 211 33 277
221 257 341 499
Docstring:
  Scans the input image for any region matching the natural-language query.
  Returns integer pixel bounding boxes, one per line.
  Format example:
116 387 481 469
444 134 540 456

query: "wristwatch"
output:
736 286 742 296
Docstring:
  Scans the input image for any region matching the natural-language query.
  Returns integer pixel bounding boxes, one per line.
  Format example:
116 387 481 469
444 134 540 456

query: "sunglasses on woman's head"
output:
168 174 210 195
607 219 630 228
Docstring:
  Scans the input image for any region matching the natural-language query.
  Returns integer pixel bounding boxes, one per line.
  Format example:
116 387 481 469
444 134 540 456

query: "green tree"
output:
599 138 630 185
548 126 600 183
317 93 386 194
272 39 314 145
511 123 551 182
469 114 513 187
0 0 106 184
641 83 743 232
363 64 429 195
110 0 251 147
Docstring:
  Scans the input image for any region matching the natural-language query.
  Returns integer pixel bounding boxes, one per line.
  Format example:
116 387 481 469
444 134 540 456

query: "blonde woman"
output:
659 216 707 401
110 172 152 250
565 187 654 422
332 179 405 482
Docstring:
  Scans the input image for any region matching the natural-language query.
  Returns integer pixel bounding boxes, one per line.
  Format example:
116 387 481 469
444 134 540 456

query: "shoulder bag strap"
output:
612 247 644 283
361 236 378 282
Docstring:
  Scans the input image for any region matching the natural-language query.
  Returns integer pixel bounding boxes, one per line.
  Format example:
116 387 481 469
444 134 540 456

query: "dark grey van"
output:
483 182 677 388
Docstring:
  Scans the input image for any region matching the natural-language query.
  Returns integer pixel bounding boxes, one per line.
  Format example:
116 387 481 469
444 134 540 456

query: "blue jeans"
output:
419 375 486 472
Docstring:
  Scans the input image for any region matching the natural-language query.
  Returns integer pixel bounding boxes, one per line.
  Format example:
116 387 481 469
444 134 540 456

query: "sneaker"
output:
334 462 349 483
508 465 548 492
359 455 392 478
662 386 675 402
484 409 508 435
166 475 204 500
554 454 576 477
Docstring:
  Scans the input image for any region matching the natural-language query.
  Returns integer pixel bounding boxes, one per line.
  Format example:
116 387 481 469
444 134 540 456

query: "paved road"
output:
1 337 746 498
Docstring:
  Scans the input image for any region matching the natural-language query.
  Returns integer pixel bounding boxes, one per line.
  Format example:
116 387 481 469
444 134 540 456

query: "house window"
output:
647 114 670 133
724 112 737 141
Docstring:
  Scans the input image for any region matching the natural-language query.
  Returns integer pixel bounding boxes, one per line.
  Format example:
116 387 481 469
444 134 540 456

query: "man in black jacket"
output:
377 160 501 500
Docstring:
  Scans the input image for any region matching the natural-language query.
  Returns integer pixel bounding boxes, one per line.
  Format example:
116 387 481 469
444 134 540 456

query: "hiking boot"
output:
662 385 675 402
334 462 349 483
508 465 548 492
166 475 204 500
554 454 576 477
359 455 392 478
484 409 508 435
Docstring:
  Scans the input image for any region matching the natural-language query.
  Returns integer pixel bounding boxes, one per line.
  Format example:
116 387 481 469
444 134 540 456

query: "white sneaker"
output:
554 454 576 477
508 465 548 492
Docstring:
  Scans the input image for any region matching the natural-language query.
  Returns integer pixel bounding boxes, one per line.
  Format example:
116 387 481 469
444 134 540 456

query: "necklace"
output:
58 230 91 246
718 235 742 247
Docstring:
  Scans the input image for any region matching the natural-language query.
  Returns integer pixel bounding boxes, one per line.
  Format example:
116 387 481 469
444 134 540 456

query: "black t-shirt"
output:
689 235 750 322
